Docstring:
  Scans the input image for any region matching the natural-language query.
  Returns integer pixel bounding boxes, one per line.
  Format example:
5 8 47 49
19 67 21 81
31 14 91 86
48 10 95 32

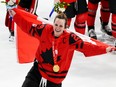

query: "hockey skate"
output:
9 31 14 42
88 29 97 39
101 25 112 36
9 35 14 42
100 17 112 41
101 25 116 46
100 24 115 43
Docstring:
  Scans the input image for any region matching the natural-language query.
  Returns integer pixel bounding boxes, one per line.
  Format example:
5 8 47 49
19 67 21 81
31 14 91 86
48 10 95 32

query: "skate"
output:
100 17 112 38
100 25 115 44
9 35 14 42
9 31 14 42
101 25 112 36
100 21 113 44
88 29 97 39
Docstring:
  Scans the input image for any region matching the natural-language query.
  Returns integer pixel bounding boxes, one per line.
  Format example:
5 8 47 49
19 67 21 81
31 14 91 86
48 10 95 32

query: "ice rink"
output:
0 0 116 87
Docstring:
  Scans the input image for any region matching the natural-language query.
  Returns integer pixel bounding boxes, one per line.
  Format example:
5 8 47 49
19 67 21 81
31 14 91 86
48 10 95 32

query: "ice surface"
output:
0 1 116 87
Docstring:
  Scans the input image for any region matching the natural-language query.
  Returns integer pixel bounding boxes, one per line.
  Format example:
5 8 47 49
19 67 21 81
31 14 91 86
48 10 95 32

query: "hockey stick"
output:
49 7 54 18
43 7 54 20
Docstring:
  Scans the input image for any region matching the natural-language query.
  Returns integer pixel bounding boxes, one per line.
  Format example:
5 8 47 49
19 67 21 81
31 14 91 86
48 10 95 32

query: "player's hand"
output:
8 9 16 17
106 47 116 54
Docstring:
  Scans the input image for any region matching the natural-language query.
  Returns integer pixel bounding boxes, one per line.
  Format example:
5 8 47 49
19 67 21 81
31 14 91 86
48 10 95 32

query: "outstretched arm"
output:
69 32 116 57
77 38 116 57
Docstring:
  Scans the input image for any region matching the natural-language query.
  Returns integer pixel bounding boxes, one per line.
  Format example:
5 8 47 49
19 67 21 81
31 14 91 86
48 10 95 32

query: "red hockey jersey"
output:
13 8 111 84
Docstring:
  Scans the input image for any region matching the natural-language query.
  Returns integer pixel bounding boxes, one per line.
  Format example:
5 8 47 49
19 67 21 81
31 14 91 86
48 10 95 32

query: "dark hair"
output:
54 11 68 28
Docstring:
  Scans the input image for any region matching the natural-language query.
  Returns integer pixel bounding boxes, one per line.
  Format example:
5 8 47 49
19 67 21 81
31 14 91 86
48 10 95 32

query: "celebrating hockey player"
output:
8 8 116 87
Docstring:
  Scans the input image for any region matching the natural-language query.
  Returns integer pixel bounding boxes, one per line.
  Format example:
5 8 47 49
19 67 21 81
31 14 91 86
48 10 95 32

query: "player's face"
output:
53 18 66 37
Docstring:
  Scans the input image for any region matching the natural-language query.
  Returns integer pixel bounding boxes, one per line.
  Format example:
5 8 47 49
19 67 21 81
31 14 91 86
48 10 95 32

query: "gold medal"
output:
53 65 60 72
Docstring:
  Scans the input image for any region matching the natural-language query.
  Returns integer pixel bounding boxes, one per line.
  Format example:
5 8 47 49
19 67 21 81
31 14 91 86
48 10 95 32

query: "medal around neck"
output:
53 65 60 72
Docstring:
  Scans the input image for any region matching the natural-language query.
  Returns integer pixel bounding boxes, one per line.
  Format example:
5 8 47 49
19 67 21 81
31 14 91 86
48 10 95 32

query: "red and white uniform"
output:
5 0 19 32
5 0 38 36
12 8 110 84
87 0 110 30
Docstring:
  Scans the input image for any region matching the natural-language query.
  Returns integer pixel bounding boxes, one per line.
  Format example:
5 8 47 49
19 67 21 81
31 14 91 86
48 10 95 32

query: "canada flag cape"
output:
14 9 40 63
16 26 39 63
14 8 112 63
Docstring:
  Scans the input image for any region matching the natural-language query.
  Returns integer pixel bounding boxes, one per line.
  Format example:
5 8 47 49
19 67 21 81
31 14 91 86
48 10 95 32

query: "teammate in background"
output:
18 0 38 15
55 0 88 35
109 0 116 46
5 0 19 41
109 0 116 47
5 0 38 41
87 0 112 39
9 8 116 87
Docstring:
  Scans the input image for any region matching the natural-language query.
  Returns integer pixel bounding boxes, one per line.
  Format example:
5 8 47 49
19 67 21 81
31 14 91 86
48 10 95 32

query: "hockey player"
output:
18 0 38 15
55 0 88 35
109 0 116 46
5 0 19 41
5 0 38 41
9 8 116 87
109 0 116 38
87 0 112 39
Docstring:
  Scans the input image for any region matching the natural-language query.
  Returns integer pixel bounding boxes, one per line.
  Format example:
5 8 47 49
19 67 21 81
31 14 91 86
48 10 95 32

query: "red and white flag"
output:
13 8 114 63
14 9 40 63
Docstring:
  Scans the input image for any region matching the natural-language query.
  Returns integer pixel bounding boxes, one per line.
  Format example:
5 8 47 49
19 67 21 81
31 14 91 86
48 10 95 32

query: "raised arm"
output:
8 8 42 35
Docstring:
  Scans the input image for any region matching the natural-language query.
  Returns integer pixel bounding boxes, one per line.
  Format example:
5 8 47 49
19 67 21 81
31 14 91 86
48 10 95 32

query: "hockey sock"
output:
100 0 110 25
87 2 98 27
67 18 72 28
112 14 116 38
74 12 87 34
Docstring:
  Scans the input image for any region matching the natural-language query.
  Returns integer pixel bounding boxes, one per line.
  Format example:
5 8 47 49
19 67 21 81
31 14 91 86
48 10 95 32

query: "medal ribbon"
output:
49 30 67 72
52 35 63 72
52 39 59 65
